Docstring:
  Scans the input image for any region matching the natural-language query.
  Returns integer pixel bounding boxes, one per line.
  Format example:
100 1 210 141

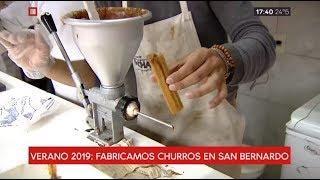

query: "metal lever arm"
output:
115 97 174 130
40 12 91 115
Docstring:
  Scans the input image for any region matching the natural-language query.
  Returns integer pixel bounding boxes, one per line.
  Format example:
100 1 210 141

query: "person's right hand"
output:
0 29 53 73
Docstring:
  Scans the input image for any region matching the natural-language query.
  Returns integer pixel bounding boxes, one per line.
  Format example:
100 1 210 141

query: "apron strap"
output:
122 1 127 8
179 1 189 14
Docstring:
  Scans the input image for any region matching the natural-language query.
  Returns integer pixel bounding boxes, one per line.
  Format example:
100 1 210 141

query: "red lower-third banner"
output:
29 146 291 165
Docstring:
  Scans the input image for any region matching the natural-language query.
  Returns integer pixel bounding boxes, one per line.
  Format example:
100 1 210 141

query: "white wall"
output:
239 1 320 178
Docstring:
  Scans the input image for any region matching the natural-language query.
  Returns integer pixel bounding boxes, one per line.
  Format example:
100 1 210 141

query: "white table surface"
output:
0 71 231 179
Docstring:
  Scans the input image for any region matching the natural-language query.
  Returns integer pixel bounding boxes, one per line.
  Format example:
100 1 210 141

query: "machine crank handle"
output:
40 12 91 116
116 97 174 130
137 111 174 130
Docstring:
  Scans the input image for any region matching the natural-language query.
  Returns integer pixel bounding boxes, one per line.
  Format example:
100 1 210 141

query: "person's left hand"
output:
151 47 228 109
0 1 13 10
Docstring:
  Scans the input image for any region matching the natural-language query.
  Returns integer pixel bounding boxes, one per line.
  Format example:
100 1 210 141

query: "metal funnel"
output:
63 7 151 88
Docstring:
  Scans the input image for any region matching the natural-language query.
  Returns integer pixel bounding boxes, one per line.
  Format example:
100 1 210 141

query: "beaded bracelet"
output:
210 44 236 84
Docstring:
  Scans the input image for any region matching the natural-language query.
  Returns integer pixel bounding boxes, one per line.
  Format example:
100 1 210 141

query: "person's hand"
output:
151 48 228 109
0 29 53 74
0 1 13 10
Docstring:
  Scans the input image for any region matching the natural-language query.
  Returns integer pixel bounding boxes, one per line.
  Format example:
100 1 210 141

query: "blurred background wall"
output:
239 1 320 178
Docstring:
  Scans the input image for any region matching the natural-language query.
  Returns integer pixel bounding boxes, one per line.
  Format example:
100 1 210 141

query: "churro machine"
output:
40 7 173 146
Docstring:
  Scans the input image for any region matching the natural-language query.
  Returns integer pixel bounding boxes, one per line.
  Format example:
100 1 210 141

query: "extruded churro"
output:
48 164 57 179
147 53 183 115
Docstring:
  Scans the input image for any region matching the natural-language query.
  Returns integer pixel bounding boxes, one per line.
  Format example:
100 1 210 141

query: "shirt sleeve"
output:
209 1 276 86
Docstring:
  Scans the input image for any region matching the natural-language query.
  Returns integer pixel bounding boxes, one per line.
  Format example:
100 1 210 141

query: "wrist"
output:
37 55 56 76
209 48 228 75
209 45 236 84
23 69 45 79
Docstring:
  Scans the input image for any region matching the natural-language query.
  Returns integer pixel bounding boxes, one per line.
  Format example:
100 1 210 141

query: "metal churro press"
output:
40 7 173 146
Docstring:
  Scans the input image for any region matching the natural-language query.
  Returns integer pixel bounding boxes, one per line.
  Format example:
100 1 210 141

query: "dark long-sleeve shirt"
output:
96 1 276 102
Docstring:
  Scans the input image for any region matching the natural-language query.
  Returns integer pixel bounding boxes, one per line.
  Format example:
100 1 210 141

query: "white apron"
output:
132 1 245 147
131 2 245 177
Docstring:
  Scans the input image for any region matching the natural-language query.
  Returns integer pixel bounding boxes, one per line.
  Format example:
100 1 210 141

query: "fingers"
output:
16 30 34 44
0 30 35 48
168 60 184 75
6 31 32 45
0 37 14 49
184 72 220 99
209 79 228 109
168 57 221 91
10 44 31 60
200 77 209 85
166 48 208 84
183 67 227 109
34 29 49 50
0 30 11 41
0 30 14 49
148 47 228 109
149 60 184 84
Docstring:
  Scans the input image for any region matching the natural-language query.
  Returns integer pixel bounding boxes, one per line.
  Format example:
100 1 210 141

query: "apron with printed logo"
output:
130 1 245 178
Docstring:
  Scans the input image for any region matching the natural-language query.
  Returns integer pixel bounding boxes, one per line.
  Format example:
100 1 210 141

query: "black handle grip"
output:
40 12 57 34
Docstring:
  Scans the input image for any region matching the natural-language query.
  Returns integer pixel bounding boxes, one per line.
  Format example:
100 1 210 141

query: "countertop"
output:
0 71 231 179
